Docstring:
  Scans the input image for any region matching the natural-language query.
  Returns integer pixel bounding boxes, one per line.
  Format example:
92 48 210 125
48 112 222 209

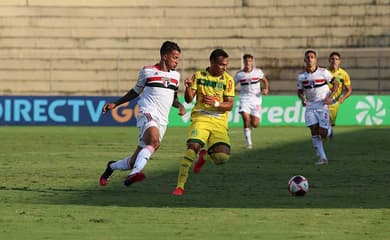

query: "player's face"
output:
164 50 180 70
304 52 317 68
329 55 340 70
244 57 254 70
210 56 229 76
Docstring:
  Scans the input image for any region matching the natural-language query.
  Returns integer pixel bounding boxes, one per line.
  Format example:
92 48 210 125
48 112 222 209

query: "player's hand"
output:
202 95 213 105
184 77 194 88
262 88 269 95
301 99 307 107
178 104 186 116
324 96 332 105
102 103 116 114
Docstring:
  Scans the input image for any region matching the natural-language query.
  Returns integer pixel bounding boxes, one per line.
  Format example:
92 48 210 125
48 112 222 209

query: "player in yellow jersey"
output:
327 52 352 138
172 49 235 196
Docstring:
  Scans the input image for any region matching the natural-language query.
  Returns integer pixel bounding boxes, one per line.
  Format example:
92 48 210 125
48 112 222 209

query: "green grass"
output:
0 126 389 239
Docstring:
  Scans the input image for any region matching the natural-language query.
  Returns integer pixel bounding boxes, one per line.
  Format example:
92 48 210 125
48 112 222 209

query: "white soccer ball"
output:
288 175 309 196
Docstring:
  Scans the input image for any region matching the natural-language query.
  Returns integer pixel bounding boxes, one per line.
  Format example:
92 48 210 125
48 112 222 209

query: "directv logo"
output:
355 96 387 126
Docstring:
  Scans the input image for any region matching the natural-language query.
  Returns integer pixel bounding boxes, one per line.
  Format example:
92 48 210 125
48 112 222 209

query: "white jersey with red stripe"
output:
133 64 180 126
297 67 333 109
234 68 264 98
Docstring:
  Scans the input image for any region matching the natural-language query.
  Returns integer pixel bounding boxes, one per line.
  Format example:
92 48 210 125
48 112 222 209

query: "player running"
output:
327 51 352 138
172 48 235 196
297 50 338 165
99 41 185 186
234 54 269 149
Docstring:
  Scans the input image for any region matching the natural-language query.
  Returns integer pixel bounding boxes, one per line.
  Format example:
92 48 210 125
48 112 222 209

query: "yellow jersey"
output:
327 67 351 101
190 68 235 128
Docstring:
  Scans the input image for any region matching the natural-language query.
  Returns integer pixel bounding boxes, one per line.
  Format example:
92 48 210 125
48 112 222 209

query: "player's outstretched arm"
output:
261 76 270 95
102 89 139 114
184 76 197 103
172 92 186 116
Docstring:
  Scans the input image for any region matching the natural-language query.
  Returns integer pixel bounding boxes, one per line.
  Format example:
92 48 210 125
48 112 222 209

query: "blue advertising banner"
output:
0 96 139 126
1 95 389 126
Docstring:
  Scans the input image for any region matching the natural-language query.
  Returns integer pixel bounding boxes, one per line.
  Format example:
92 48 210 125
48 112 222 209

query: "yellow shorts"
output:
187 116 231 149
328 101 340 126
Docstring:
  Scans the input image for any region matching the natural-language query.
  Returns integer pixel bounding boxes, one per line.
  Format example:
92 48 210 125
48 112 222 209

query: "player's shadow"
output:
14 127 390 209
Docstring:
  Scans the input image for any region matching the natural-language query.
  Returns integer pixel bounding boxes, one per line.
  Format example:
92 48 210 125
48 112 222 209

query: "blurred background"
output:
0 0 389 96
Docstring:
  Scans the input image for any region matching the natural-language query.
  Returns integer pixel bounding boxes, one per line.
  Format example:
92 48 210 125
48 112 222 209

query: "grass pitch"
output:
0 126 389 239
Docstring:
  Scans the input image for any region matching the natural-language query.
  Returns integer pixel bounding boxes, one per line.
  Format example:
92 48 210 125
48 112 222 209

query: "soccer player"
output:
297 50 338 165
99 41 186 186
172 49 235 196
234 54 269 149
327 51 352 137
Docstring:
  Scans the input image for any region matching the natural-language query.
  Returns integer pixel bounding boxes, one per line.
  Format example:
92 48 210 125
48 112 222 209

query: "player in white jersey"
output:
297 50 338 165
99 41 186 186
234 54 269 149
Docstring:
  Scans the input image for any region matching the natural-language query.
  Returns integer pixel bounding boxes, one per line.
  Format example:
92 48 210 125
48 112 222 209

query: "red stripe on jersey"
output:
147 76 178 84
315 79 325 83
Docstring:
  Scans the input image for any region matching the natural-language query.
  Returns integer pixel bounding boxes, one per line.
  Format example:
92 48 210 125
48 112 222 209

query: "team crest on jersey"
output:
191 129 198 137
162 77 171 87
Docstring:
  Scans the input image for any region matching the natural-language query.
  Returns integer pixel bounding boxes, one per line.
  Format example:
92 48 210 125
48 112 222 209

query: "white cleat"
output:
315 159 328 165
247 144 253 149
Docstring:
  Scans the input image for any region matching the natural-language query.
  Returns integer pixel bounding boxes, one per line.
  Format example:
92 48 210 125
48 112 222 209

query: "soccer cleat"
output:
247 144 253 149
315 159 328 165
123 172 146 186
193 149 207 173
99 161 116 186
172 187 184 196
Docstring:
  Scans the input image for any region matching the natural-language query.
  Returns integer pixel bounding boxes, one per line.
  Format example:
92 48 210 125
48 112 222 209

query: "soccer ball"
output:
288 175 309 196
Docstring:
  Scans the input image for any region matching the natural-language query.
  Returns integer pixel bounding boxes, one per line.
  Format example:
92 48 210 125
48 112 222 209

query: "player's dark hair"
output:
209 48 229 62
329 51 341 59
304 49 317 57
243 54 253 60
160 41 181 56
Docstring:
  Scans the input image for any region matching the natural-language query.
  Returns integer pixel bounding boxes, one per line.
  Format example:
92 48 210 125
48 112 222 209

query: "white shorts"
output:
239 96 262 119
136 112 167 147
305 107 330 129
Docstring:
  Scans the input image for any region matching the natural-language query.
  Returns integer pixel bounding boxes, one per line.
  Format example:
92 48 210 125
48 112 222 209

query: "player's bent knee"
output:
210 152 230 165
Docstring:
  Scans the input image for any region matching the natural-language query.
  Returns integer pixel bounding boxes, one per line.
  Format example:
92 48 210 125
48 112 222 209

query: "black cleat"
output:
99 161 116 186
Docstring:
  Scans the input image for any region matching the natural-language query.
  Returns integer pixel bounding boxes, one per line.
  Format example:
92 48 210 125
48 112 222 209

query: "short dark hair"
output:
209 48 229 62
243 54 254 60
329 51 341 59
304 49 317 57
160 41 181 56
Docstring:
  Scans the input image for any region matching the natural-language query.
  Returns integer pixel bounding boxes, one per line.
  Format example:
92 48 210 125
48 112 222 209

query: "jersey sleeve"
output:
190 73 198 91
297 74 303 90
234 71 240 84
224 76 235 97
133 68 147 94
343 70 352 86
324 69 334 83
257 69 265 79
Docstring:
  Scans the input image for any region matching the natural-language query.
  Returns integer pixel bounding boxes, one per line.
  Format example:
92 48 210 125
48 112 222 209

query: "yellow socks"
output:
176 149 196 189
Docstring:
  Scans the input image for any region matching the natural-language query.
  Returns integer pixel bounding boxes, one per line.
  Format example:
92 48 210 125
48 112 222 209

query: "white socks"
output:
327 126 333 137
110 156 131 170
244 128 252 146
130 145 155 175
311 135 327 160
